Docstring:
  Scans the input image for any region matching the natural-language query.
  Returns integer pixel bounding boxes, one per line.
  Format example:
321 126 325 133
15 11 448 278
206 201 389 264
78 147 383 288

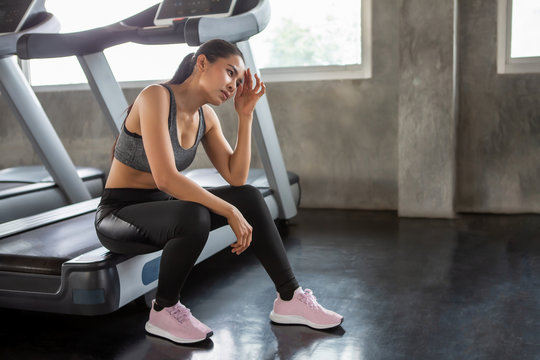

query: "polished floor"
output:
1 209 539 360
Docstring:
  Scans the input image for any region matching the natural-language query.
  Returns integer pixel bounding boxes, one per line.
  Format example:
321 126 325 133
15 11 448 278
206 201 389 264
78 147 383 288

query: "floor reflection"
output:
1 210 539 359
270 323 347 360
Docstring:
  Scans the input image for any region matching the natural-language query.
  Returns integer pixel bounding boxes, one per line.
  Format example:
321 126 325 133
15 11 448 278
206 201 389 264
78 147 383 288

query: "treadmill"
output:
0 166 105 223
0 1 105 223
0 0 300 315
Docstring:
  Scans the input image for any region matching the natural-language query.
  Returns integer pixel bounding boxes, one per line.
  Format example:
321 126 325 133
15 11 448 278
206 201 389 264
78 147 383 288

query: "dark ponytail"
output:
167 52 196 85
166 39 244 85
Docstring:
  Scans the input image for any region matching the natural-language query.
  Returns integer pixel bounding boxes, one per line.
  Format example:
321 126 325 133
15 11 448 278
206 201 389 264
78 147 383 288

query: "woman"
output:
95 39 343 344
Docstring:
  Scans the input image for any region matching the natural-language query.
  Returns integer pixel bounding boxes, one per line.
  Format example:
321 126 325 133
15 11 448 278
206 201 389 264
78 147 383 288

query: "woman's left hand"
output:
234 68 266 118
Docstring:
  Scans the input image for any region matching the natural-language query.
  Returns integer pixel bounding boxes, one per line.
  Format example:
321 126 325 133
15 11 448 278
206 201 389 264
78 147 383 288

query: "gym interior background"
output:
1 1 540 359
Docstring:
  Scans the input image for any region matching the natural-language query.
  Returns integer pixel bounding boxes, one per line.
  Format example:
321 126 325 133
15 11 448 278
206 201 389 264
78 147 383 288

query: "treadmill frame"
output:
0 178 299 315
0 0 300 315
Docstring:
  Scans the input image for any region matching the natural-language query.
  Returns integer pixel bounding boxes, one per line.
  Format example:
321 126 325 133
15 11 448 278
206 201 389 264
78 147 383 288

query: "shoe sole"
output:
145 321 212 344
269 311 343 330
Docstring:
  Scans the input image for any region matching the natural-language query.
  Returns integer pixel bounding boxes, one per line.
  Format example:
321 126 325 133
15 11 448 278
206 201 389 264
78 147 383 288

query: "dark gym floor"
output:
1 209 539 360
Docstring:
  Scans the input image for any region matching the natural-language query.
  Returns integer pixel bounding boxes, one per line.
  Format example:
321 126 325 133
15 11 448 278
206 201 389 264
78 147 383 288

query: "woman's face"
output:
199 54 245 106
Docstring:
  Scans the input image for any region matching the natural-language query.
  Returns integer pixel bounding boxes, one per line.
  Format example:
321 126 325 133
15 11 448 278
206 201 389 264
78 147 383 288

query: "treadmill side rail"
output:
0 198 100 239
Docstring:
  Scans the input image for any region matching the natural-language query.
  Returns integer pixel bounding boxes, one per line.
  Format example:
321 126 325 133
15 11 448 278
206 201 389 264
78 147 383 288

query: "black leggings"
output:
95 185 298 307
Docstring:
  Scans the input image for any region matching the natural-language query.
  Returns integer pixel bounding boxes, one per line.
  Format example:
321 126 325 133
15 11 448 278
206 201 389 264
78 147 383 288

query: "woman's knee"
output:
235 184 265 204
233 185 274 224
172 202 211 241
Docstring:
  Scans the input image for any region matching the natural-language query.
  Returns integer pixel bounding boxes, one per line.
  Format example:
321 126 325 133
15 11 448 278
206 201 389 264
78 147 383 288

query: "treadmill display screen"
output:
0 0 35 34
154 0 236 25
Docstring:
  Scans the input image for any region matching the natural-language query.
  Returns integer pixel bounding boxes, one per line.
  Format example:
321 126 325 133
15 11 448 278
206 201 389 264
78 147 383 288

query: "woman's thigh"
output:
96 199 211 254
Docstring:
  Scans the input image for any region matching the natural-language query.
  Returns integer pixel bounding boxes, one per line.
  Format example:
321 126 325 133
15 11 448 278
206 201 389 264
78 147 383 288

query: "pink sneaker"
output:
145 300 213 344
269 287 343 329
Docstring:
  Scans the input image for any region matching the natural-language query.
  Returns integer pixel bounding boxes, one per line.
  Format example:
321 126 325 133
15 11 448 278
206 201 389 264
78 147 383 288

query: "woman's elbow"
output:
153 173 171 192
228 175 247 187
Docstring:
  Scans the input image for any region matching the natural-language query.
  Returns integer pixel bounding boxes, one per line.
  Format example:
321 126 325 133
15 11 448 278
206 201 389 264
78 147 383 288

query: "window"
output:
251 0 371 81
497 0 540 74
28 0 370 86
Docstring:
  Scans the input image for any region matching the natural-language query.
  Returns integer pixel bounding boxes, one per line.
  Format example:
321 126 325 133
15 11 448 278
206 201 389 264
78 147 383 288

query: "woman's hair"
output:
111 39 244 160
166 39 244 85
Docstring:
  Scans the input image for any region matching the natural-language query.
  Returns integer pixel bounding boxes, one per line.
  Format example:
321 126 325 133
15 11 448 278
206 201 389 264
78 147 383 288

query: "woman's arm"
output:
201 106 251 186
202 69 265 186
138 85 252 254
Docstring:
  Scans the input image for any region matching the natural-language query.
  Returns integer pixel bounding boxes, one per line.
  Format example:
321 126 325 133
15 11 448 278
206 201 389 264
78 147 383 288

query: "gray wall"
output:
457 0 540 213
398 0 457 218
1 0 539 215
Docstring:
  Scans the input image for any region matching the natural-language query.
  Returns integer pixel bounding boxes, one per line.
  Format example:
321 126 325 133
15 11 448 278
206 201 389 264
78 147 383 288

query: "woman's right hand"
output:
227 206 253 255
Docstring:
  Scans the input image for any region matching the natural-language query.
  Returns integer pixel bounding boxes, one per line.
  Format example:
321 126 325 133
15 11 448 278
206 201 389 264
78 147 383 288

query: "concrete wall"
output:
1 0 539 215
397 0 457 218
265 0 399 210
457 0 540 213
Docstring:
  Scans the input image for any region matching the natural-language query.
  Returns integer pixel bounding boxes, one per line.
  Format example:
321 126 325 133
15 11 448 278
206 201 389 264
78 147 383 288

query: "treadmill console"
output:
154 0 237 25
0 0 37 34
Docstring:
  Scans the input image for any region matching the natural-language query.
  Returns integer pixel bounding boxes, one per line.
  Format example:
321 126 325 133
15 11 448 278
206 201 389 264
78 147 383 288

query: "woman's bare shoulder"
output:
129 85 170 130
137 84 169 104
201 104 219 129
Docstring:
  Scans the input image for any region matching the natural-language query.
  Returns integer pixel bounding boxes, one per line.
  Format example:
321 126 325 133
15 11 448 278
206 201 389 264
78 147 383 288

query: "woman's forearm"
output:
158 172 234 218
228 115 253 185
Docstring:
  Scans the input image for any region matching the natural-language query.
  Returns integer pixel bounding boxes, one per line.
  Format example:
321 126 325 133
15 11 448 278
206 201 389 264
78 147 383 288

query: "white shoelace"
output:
297 289 321 309
166 303 191 323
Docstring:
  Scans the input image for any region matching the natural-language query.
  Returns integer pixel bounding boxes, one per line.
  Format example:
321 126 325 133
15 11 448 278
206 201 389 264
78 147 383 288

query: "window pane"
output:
29 0 190 85
511 0 540 58
29 0 362 85
250 0 361 68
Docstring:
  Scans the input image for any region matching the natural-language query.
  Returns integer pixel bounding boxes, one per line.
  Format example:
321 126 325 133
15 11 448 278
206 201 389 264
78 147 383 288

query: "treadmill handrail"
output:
0 182 58 200
184 0 270 45
0 198 99 239
17 22 139 59
16 0 270 59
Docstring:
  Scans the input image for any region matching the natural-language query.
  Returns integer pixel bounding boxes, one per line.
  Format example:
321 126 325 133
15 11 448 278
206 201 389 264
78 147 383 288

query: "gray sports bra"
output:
114 84 206 173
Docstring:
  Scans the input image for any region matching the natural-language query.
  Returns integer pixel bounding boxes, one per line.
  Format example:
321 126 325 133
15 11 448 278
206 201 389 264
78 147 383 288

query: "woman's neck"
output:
170 77 205 115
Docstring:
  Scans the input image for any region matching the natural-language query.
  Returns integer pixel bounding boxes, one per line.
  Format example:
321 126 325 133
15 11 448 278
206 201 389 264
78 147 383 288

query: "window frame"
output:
497 0 540 74
260 0 372 82
25 0 372 90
